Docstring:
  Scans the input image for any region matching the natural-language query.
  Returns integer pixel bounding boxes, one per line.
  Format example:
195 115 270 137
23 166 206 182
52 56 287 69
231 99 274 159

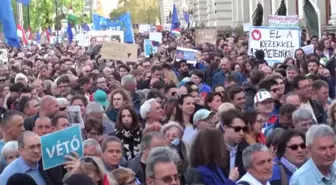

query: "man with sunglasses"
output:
146 155 180 185
221 109 249 178
259 78 283 116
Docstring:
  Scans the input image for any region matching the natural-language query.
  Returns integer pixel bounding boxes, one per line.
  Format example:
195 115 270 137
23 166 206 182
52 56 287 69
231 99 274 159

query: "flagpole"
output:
27 5 30 27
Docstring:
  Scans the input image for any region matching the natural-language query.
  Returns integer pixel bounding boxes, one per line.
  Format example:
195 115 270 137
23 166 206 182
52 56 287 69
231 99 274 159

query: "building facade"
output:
186 0 336 31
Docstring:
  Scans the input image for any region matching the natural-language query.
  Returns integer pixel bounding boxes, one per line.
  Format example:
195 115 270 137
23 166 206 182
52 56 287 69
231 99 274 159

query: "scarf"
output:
280 157 298 174
116 127 142 161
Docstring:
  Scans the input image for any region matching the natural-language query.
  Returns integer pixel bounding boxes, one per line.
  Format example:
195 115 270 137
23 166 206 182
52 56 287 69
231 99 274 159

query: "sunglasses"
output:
153 174 181 184
59 107 67 111
286 143 306 150
228 125 248 132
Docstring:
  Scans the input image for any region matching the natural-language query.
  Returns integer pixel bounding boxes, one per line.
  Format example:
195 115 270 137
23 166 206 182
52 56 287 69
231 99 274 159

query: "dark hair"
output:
10 83 25 93
151 80 165 90
220 109 244 126
147 89 163 100
190 128 228 169
312 79 329 90
57 75 70 86
51 115 68 127
292 75 308 89
205 92 223 110
116 105 140 130
250 69 265 85
174 94 194 126
20 86 32 94
279 104 296 115
190 70 204 81
243 110 258 129
164 84 177 93
255 50 265 61
266 128 285 148
151 65 162 73
70 94 88 107
226 85 244 102
259 79 278 91
276 129 305 158
7 173 38 185
84 118 104 135
102 136 122 152
0 110 24 128
118 64 130 72
308 59 319 66
274 68 286 78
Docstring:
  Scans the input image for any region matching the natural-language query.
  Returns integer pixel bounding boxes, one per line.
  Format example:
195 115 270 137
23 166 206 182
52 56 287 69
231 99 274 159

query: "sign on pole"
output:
195 28 217 45
41 125 83 170
248 26 301 65
268 15 299 28
100 42 138 62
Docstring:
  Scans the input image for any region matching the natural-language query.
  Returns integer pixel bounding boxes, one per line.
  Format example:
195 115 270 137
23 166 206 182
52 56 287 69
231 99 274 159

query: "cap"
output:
93 89 108 107
193 109 212 123
254 91 272 104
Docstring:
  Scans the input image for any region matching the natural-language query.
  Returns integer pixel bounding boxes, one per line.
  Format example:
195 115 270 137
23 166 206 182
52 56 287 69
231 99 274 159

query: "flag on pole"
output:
171 4 180 31
0 0 20 47
27 27 33 40
67 21 73 43
17 24 28 45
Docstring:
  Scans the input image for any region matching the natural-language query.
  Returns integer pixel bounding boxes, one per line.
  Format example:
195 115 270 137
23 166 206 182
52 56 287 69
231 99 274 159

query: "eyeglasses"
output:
286 143 306 150
152 174 181 184
271 88 280 93
228 125 248 132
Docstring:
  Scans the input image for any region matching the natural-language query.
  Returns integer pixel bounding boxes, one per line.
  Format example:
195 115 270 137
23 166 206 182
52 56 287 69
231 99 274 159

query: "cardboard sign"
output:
175 47 199 65
0 49 8 64
268 15 299 28
41 125 83 170
149 32 162 43
248 26 300 65
144 39 158 58
195 28 217 45
101 42 138 61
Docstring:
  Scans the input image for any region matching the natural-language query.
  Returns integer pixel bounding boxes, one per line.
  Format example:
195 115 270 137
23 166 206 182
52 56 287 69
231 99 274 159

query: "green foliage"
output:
110 8 127 20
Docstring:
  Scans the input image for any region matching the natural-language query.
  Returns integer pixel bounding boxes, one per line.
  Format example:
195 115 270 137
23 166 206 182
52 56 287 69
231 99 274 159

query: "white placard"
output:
268 15 299 28
248 26 301 65
78 30 124 47
0 49 8 64
67 106 84 129
301 45 314 55
149 32 162 43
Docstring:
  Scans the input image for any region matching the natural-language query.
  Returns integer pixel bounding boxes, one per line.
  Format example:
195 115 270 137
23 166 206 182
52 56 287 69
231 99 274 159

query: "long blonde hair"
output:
164 70 179 86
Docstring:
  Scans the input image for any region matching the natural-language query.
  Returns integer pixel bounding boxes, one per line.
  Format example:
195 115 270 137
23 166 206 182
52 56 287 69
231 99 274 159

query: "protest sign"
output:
175 47 199 65
101 42 138 61
195 28 217 45
144 39 158 58
67 106 84 128
301 45 314 55
139 24 150 33
268 15 299 28
41 125 83 170
248 26 300 65
77 31 124 47
243 23 251 32
0 49 8 64
149 32 162 43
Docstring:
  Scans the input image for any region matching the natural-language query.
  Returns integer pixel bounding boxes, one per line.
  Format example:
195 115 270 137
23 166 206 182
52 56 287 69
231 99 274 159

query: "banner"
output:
144 39 158 58
139 24 151 33
92 13 134 43
77 30 124 47
195 28 217 45
149 32 162 43
100 42 138 61
175 47 199 65
41 125 83 170
248 26 300 65
268 15 299 28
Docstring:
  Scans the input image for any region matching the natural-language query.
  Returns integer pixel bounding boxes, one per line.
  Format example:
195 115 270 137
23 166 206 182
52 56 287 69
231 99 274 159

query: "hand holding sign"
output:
100 42 138 62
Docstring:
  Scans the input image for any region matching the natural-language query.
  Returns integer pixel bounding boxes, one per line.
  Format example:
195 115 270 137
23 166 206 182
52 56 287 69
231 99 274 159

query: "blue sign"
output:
92 12 134 43
41 125 83 170
144 39 158 58
175 47 199 65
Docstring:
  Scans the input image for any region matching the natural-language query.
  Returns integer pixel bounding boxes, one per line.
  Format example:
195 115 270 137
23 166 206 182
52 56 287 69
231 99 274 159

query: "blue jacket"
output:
212 70 245 88
196 165 236 185
269 158 293 185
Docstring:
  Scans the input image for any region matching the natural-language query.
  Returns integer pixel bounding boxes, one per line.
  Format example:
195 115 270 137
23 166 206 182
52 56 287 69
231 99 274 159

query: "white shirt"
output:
237 172 271 185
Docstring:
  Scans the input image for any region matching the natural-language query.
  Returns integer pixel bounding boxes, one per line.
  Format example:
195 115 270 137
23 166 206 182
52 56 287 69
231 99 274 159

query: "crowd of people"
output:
0 28 335 185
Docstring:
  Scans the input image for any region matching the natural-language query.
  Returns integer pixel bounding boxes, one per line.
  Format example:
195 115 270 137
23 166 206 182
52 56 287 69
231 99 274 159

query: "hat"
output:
64 174 96 185
254 91 272 104
93 89 108 107
193 109 212 123
320 57 328 67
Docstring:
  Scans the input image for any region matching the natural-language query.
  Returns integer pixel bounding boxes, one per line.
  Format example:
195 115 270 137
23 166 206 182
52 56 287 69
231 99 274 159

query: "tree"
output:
109 8 127 20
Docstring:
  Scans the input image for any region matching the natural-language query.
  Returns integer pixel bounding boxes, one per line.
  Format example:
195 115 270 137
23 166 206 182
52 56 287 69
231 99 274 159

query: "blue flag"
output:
16 0 31 5
92 13 134 43
0 0 20 48
184 12 189 24
67 22 73 43
171 4 180 31
82 23 90 32
36 31 41 43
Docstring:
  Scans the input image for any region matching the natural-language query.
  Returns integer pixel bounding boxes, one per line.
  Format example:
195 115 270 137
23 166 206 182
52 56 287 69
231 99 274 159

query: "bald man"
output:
24 95 59 131
33 117 52 136
261 66 273 77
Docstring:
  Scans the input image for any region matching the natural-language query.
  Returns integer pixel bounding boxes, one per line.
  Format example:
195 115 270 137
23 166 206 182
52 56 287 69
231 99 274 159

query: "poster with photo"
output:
175 47 199 65
67 106 84 128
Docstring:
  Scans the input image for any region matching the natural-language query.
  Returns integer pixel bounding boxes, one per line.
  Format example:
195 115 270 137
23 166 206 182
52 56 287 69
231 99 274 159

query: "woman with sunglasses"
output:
269 129 307 185
190 128 237 185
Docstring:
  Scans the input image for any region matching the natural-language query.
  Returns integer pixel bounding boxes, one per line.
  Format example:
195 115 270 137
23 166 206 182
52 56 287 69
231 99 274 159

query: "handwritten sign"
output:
195 28 217 45
175 47 199 65
41 125 83 170
100 42 138 61
149 32 162 43
0 49 8 64
268 15 299 28
248 26 300 65
301 45 314 55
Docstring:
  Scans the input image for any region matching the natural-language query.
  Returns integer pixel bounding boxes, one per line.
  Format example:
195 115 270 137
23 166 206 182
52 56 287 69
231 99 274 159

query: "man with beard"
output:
176 60 190 81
